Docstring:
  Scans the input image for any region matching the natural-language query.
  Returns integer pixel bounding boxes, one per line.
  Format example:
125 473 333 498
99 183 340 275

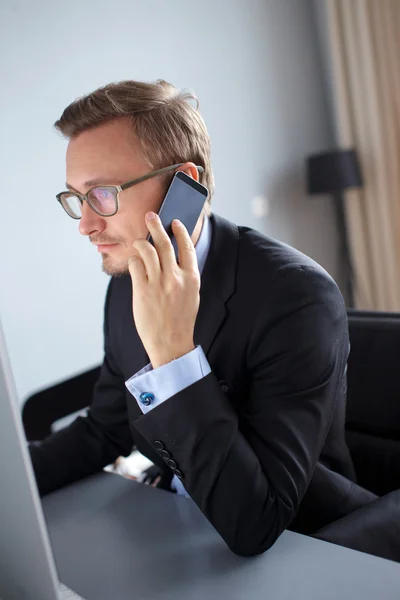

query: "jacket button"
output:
175 469 184 479
154 440 164 451
139 392 154 406
160 450 171 460
167 459 177 469
219 380 229 393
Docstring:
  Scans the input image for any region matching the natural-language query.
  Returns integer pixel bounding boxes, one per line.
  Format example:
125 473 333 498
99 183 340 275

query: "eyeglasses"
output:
56 163 204 220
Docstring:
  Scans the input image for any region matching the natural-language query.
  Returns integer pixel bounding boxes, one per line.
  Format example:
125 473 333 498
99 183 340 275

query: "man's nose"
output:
79 201 106 237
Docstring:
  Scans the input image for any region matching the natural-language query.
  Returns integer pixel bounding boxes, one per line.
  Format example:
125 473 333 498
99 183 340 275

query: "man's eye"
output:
91 188 112 200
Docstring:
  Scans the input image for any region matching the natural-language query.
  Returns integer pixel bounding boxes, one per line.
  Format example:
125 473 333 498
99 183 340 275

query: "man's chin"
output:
101 255 129 277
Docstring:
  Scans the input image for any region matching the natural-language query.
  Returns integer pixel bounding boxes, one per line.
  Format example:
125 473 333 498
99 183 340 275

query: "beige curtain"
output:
326 0 400 310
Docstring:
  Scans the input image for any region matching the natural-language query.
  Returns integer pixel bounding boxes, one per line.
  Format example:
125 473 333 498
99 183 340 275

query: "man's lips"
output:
93 242 119 253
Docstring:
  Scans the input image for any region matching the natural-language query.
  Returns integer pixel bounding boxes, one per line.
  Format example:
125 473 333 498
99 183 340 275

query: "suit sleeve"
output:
29 279 134 496
130 266 349 556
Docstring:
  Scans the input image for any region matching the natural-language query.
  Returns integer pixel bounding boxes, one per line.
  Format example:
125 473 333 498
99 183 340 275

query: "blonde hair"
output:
54 79 214 215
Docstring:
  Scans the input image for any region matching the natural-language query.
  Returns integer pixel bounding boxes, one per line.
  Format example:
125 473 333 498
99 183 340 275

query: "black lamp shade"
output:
306 149 363 195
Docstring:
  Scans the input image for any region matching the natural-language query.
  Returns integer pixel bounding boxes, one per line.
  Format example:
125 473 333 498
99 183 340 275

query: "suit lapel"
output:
193 213 238 357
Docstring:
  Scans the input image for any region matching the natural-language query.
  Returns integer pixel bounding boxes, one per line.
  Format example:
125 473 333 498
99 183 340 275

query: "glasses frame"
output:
56 163 204 220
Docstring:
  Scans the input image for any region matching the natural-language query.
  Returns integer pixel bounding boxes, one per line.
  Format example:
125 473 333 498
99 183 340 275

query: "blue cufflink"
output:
139 392 154 406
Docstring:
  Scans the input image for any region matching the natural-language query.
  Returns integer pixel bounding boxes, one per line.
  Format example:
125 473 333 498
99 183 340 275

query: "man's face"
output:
66 117 168 276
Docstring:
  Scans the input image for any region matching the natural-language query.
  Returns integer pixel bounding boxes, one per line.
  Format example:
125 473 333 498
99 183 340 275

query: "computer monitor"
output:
0 319 83 600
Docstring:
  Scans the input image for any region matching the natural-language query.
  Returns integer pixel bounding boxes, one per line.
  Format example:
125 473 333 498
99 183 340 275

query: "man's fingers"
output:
145 212 176 270
172 219 198 272
128 254 148 288
131 239 160 280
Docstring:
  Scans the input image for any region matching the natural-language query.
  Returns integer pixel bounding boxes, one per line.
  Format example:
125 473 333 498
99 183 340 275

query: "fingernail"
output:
146 211 156 221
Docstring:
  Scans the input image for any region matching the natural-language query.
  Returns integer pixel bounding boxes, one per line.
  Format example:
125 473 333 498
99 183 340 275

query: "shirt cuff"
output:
125 345 211 414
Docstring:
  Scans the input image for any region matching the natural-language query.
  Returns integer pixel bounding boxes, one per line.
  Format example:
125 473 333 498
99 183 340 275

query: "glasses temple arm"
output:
120 164 204 191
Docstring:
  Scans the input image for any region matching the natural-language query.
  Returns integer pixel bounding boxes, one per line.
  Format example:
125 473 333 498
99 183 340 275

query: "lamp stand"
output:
332 192 355 307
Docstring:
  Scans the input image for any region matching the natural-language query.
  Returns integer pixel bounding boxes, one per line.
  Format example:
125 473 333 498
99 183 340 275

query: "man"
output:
30 79 399 561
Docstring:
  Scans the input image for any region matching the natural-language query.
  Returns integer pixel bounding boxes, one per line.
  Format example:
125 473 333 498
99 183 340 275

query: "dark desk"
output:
42 472 400 600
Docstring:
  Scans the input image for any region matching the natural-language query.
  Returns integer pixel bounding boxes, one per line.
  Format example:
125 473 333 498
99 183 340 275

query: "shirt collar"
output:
194 214 212 275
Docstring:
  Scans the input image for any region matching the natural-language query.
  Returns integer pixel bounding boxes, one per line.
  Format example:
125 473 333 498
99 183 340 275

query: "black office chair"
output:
22 310 400 496
22 366 101 441
346 311 400 496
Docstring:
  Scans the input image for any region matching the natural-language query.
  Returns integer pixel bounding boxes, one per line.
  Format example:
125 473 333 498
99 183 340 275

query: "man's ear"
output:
176 162 199 181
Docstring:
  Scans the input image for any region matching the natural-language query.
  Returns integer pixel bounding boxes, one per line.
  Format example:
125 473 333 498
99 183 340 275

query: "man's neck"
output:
191 211 206 248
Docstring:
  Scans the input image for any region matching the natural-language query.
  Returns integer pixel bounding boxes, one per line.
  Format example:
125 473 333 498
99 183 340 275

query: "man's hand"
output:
128 212 200 369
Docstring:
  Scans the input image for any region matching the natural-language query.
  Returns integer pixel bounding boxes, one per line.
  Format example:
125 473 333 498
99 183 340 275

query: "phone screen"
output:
147 171 208 260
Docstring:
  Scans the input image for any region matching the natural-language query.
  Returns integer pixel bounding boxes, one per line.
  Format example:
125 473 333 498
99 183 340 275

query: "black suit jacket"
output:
30 212 365 557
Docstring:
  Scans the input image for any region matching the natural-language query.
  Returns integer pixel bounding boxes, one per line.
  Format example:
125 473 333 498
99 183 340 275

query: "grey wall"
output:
0 0 339 402
312 0 338 143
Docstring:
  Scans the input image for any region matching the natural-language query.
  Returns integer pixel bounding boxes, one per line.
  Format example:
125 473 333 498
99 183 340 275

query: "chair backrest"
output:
346 312 400 439
22 366 101 441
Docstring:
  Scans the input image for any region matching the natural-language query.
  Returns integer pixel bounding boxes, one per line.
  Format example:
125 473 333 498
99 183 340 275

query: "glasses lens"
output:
88 187 117 215
60 193 82 219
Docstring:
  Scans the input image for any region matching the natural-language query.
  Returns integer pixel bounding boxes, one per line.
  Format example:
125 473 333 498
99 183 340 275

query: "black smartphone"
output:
146 170 209 260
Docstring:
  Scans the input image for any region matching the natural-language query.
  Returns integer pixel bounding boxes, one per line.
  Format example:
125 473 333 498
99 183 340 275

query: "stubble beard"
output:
101 255 130 278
